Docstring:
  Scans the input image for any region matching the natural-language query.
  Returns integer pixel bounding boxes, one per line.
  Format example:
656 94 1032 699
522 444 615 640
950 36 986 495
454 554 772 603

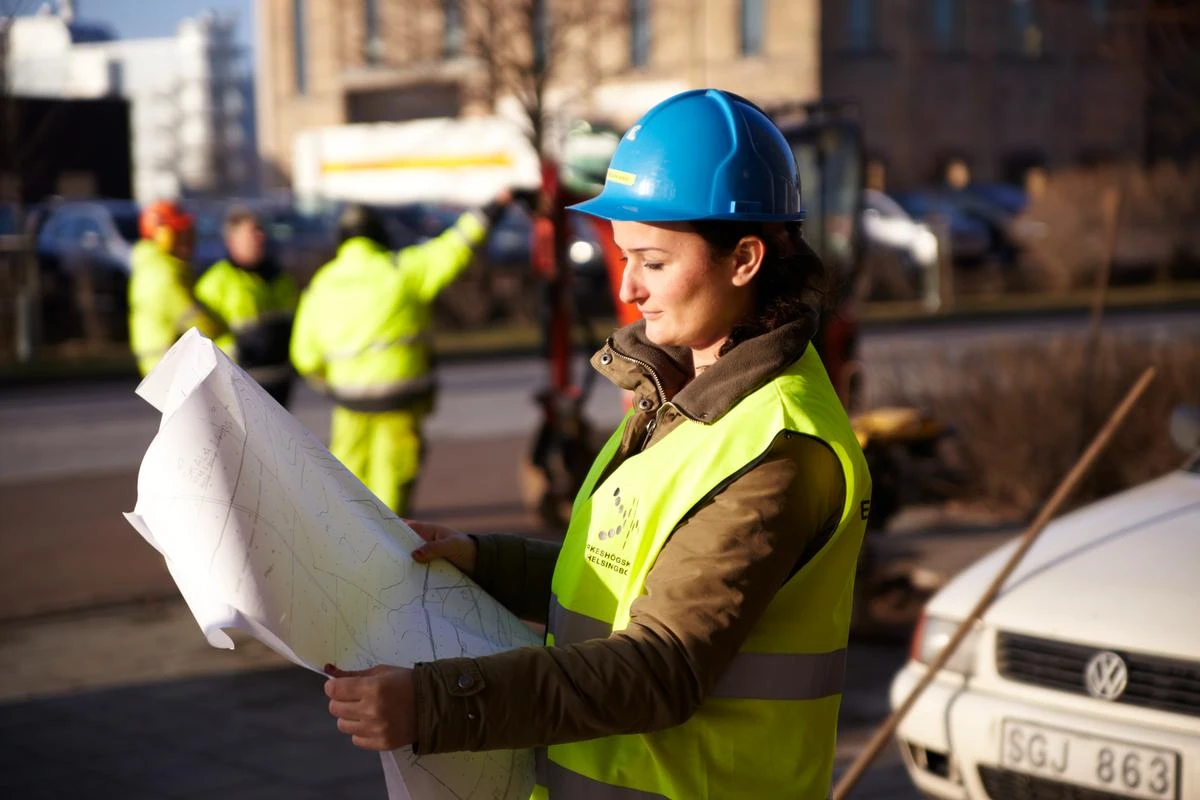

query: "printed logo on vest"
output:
586 487 639 576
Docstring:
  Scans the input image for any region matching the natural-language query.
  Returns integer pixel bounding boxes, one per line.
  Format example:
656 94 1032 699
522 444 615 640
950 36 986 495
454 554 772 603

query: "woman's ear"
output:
730 235 766 287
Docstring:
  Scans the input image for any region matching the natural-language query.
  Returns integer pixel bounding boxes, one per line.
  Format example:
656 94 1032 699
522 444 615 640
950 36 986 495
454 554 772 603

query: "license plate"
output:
1001 719 1179 799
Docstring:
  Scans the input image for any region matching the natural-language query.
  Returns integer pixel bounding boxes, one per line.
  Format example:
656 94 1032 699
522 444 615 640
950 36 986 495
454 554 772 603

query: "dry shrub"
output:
869 334 1200 517
1015 162 1200 292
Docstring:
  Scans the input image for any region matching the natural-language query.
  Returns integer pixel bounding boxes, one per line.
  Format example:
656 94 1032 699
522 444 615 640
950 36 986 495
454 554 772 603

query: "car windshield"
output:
113 212 141 244
0 206 17 235
265 210 328 241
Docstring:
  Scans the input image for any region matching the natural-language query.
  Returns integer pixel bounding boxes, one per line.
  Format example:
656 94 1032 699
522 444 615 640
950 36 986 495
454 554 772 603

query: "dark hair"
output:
687 220 827 356
337 204 390 247
223 205 262 236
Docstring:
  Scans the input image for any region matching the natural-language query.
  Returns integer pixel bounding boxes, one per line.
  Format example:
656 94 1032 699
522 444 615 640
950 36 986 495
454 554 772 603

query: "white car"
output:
891 406 1200 800
862 188 940 272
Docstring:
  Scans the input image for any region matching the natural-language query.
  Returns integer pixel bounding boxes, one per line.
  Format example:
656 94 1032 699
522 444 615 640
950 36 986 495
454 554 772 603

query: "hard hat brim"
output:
569 194 805 223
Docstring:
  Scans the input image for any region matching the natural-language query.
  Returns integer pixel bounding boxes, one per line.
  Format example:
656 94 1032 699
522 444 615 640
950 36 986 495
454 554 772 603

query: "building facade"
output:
820 0 1146 188
257 0 1148 191
254 0 821 187
6 6 255 202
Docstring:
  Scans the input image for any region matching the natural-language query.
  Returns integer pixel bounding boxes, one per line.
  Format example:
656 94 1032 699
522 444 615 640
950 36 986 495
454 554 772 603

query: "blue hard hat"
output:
570 88 803 223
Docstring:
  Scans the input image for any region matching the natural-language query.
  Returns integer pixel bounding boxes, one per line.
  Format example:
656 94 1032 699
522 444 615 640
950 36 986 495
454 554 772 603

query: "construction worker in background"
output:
194 206 299 406
128 200 227 376
291 192 511 515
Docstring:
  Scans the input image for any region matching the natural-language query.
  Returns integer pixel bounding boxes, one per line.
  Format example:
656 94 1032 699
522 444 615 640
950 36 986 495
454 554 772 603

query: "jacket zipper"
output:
608 343 667 406
606 344 670 452
641 402 677 452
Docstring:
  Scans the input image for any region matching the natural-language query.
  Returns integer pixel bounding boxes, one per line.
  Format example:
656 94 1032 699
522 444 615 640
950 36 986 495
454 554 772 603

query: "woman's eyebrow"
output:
624 246 670 255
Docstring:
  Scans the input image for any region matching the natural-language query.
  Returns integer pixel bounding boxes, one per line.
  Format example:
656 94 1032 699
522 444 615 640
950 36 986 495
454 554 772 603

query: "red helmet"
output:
139 200 193 241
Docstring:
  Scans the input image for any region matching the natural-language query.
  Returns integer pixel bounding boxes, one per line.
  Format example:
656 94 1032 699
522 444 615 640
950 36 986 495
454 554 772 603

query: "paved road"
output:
0 598 921 799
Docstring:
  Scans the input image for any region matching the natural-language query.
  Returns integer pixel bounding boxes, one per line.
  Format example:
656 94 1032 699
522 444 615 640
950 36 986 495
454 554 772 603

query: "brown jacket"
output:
411 313 847 754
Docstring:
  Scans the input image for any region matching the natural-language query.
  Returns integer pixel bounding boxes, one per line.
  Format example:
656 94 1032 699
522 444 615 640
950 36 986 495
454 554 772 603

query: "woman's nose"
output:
618 263 645 306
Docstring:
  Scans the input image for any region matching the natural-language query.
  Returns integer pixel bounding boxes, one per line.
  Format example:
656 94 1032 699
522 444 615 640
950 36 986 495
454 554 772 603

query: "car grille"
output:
978 766 1132 799
996 632 1200 718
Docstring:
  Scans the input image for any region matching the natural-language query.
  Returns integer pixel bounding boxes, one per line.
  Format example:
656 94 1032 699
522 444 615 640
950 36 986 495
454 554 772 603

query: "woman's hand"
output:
324 664 416 752
407 520 478 576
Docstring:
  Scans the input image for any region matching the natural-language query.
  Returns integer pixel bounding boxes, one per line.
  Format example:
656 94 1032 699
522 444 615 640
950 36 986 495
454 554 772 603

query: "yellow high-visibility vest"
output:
194 259 298 384
536 343 872 799
290 211 486 411
128 240 224 376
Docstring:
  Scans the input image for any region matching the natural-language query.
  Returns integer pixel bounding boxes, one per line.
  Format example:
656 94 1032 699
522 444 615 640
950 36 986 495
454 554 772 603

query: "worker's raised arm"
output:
399 191 511 304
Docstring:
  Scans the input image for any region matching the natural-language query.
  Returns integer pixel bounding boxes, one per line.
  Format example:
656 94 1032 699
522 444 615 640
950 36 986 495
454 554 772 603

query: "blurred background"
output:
0 2 1198 798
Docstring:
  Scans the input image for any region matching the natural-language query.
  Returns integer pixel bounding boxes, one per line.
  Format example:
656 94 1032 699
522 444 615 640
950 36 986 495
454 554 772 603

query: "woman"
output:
324 89 872 800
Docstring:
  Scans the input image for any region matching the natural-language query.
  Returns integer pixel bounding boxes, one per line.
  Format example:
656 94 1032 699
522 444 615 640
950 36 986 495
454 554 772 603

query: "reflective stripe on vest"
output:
536 750 668 800
548 594 847 701
324 330 433 363
326 373 436 412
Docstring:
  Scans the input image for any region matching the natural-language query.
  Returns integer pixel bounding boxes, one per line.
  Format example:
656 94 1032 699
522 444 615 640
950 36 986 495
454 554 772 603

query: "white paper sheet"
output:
126 329 539 800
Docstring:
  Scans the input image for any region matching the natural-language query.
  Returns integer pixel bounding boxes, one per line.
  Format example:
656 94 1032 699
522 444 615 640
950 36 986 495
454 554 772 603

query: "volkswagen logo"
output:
1084 651 1129 701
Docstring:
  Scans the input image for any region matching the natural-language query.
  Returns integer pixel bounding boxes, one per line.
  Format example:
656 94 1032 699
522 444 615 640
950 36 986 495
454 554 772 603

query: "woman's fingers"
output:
405 519 439 542
351 734 390 752
325 665 416 752
328 698 363 720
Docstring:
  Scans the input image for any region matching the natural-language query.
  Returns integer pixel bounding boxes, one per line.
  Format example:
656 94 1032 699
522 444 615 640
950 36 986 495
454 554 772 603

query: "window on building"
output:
443 0 464 58
740 0 765 57
931 0 963 52
1009 0 1043 57
292 0 307 95
629 0 651 67
365 0 382 64
847 0 877 52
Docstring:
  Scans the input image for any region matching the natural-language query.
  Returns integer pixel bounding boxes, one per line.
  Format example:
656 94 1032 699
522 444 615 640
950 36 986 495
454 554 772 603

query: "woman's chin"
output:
642 320 672 347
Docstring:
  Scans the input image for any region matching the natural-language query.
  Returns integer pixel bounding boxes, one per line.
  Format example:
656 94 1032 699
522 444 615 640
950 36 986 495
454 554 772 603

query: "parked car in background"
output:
963 182 1029 216
863 189 940 272
861 189 939 299
33 199 141 343
890 405 1200 800
0 203 19 236
892 189 1018 269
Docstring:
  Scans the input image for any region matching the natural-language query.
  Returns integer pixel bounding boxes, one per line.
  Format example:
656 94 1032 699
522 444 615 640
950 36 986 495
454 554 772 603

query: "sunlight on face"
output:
611 221 753 358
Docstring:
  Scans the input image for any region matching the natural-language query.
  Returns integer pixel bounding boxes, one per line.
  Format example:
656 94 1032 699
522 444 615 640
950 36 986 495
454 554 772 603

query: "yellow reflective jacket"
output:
290 211 487 411
127 240 225 376
536 344 872 799
194 258 298 383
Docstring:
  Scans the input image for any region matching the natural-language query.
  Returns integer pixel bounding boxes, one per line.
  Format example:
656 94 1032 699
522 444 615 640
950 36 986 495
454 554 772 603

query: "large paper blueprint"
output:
125 330 539 799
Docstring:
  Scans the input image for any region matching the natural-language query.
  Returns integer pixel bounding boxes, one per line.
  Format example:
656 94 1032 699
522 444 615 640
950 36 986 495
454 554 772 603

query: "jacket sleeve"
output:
145 262 225 342
411 432 848 754
398 210 488 304
471 534 562 624
192 267 236 356
289 284 325 382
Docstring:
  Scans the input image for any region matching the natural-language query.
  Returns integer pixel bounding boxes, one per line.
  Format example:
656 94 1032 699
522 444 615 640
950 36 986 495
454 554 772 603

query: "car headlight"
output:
911 613 980 676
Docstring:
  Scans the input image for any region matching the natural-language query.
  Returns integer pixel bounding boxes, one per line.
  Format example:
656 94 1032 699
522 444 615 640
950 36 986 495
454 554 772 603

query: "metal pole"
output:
832 366 1157 799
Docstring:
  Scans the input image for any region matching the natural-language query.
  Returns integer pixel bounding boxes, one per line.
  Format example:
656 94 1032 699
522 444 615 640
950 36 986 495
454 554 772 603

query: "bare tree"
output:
356 0 648 156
